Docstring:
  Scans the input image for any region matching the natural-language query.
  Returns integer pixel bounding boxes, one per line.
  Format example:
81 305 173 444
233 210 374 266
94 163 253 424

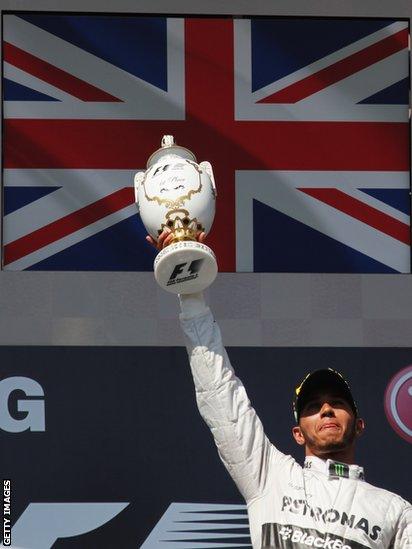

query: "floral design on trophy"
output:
134 135 218 293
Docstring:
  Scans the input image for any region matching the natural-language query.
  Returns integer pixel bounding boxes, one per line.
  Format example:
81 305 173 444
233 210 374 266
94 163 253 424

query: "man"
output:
148 232 412 549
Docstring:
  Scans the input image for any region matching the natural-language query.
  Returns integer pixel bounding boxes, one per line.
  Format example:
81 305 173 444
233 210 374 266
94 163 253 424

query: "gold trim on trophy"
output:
158 209 205 242
186 159 204 174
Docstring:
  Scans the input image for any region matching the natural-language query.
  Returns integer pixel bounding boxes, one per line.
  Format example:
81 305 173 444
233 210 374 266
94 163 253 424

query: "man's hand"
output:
146 230 174 251
146 230 206 251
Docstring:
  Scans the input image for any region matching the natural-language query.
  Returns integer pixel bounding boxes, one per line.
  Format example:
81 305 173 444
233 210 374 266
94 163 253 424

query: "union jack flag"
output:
2 14 410 272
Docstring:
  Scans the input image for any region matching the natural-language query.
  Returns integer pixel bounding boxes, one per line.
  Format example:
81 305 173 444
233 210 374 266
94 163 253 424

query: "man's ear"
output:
292 425 306 446
355 418 365 438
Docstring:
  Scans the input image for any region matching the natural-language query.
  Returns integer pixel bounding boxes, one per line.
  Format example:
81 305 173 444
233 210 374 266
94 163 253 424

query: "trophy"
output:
134 135 218 294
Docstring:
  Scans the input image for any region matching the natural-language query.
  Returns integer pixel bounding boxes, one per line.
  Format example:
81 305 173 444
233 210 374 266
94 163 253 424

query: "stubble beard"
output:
301 418 357 455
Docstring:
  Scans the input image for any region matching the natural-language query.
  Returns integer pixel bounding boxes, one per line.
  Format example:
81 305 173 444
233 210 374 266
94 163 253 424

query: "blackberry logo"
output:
262 523 371 549
279 526 293 540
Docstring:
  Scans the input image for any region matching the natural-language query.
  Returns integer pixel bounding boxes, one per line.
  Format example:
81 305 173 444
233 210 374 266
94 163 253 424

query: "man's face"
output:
293 390 363 456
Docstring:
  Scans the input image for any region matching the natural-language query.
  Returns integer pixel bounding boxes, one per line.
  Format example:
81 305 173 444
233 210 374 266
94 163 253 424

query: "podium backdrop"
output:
1 346 411 547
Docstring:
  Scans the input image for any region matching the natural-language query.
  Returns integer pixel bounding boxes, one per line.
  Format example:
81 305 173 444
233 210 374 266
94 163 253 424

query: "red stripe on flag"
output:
259 28 408 104
4 42 122 102
3 119 409 171
4 187 134 265
299 188 410 245
184 18 236 271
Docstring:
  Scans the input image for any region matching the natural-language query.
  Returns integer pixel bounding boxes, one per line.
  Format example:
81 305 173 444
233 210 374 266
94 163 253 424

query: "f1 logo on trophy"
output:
134 136 217 293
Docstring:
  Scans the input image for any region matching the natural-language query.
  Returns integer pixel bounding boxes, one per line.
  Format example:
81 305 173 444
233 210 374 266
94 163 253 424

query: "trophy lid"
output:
147 135 197 168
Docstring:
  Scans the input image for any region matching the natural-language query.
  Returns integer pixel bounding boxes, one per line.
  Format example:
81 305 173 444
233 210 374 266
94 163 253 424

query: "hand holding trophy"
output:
134 136 218 293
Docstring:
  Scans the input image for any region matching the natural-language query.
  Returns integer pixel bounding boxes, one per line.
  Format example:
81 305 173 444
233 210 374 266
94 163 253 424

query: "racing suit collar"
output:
304 456 365 480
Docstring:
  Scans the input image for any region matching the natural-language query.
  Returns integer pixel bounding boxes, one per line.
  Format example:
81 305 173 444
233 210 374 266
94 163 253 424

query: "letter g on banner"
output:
0 377 45 432
384 365 412 444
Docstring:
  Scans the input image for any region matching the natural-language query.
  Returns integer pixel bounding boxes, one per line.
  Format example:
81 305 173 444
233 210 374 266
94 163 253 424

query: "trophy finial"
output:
147 136 196 168
161 135 175 148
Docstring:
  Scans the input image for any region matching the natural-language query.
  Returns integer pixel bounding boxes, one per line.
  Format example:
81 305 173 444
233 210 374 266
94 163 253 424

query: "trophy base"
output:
154 241 217 294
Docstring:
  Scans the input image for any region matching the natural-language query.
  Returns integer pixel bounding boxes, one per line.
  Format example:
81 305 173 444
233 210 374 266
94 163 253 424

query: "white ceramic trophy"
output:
134 135 217 294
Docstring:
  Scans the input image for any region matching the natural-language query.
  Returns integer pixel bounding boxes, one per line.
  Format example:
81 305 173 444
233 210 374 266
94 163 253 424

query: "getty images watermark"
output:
3 480 11 546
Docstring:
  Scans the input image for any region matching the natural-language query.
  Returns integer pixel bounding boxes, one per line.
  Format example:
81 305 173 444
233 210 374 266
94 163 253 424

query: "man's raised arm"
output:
179 292 287 504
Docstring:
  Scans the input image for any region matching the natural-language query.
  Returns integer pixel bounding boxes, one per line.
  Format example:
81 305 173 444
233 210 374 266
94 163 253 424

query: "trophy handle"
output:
134 171 145 211
199 161 217 197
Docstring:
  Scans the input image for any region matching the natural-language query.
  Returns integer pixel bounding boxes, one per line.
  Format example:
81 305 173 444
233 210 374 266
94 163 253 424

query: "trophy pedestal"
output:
154 241 217 294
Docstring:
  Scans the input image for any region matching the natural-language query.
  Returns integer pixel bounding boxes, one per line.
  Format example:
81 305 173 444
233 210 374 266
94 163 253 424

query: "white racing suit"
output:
180 296 412 549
